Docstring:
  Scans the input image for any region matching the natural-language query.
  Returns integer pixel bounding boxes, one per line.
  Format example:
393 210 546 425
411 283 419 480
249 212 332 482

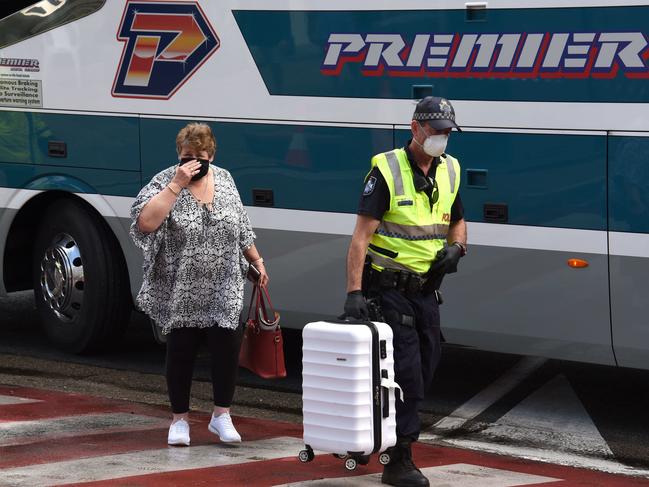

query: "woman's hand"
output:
172 159 201 188
256 262 269 288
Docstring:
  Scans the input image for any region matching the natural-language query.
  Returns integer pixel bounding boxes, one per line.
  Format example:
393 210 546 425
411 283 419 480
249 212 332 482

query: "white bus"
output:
1 0 648 370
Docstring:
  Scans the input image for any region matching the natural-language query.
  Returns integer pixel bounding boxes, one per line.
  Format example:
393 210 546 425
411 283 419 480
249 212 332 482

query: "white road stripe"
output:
479 375 614 458
0 413 167 447
276 463 559 486
422 356 547 435
1 436 303 487
0 395 41 406
441 440 649 479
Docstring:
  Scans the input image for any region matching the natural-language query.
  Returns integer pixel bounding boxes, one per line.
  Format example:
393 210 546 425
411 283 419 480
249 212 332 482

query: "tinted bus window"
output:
0 0 105 49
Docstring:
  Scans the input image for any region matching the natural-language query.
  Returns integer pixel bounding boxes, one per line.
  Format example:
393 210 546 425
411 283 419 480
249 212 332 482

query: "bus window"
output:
0 0 105 49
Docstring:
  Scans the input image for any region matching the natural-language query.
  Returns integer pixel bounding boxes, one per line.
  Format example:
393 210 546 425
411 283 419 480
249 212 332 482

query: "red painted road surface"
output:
0 385 648 486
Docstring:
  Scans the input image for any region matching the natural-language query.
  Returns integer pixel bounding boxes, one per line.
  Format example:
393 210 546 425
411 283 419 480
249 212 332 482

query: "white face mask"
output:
422 134 448 157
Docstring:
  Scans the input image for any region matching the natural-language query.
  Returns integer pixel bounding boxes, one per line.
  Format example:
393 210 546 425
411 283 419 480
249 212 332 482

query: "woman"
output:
130 122 268 446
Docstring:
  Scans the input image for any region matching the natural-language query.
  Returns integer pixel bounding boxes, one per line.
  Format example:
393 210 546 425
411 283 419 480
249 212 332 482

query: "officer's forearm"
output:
346 239 367 293
346 215 381 293
447 218 467 246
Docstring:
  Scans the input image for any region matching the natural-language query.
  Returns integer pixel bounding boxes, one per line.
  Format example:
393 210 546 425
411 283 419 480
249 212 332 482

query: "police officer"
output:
344 96 467 487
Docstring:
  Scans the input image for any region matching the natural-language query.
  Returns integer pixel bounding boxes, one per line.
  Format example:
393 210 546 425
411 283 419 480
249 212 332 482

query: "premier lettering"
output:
321 31 649 78
0 58 39 68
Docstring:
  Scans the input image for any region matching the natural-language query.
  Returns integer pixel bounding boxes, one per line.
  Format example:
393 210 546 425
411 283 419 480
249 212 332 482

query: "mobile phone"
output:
247 263 261 282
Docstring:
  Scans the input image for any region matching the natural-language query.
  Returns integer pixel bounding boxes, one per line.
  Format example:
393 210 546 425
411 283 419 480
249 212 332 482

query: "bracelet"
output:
167 184 180 196
251 257 264 265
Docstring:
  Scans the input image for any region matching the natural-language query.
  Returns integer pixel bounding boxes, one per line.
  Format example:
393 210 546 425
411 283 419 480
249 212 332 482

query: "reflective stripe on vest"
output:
385 151 405 196
368 149 461 274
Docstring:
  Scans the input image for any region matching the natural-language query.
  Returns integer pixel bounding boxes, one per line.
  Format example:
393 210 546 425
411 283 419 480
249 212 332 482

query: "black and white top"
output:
130 165 255 334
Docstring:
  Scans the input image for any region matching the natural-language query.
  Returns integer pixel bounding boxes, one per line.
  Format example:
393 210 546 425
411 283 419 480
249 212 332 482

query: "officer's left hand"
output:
429 244 463 275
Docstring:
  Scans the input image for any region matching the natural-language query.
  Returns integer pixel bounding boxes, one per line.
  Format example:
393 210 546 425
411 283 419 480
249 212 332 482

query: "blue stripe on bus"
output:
233 7 649 103
0 111 139 171
0 162 141 197
140 117 393 214
3 111 645 233
395 129 608 231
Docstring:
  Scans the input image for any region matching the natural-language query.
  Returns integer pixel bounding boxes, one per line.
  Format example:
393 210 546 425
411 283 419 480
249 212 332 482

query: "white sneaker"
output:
167 419 190 446
208 412 242 443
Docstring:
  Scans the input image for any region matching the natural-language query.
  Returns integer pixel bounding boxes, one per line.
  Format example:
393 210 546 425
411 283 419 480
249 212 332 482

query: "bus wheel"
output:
33 199 130 353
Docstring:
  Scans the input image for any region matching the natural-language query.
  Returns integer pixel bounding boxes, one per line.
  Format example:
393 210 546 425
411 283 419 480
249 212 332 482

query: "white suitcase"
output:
299 319 401 471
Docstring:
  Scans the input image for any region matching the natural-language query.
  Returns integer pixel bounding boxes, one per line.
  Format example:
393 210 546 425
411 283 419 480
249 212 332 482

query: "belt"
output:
368 267 426 296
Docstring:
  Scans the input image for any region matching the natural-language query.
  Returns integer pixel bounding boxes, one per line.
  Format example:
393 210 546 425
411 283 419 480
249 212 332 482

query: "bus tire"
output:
32 199 131 354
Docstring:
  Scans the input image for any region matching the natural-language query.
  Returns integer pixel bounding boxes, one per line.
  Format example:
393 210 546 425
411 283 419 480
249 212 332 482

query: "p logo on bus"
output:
112 1 219 99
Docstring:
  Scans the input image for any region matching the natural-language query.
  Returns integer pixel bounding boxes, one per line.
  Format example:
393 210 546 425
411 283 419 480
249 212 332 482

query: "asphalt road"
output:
2 290 649 477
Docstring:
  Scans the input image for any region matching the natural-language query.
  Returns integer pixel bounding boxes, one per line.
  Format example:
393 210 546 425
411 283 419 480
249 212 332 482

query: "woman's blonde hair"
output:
175 123 216 158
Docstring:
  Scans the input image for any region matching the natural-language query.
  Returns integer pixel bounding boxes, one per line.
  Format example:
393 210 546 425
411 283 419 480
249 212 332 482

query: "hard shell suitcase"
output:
298 319 401 471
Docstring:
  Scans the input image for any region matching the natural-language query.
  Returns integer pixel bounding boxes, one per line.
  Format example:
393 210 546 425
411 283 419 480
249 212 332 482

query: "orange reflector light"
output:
568 258 589 268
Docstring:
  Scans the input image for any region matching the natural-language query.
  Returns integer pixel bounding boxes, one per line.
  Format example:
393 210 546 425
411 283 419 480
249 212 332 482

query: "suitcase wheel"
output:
344 457 357 471
298 447 314 463
333 453 347 460
378 453 391 465
357 454 370 465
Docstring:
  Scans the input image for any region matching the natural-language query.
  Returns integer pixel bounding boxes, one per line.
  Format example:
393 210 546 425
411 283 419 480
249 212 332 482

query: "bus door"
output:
395 127 615 366
608 133 649 369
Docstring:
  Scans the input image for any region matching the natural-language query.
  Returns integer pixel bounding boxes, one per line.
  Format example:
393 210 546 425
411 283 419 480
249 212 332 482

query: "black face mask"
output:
179 157 210 181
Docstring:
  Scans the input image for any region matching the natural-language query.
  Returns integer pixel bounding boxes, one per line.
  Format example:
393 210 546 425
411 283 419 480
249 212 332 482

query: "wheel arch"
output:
2 190 135 307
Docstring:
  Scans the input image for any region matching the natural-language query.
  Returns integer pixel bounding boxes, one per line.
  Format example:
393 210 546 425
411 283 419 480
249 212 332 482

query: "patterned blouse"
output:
130 165 255 334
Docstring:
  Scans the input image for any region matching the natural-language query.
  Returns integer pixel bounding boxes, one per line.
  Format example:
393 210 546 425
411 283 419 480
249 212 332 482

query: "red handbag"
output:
238 283 287 379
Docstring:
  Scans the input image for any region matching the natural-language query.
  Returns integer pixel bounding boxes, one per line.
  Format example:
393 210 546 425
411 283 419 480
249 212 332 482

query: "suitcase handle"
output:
380 375 404 418
334 314 374 324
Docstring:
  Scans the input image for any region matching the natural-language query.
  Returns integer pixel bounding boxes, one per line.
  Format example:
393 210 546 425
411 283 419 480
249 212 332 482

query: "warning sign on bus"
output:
0 79 42 108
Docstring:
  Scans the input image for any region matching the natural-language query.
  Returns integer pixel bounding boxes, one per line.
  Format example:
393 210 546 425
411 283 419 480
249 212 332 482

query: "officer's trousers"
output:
376 288 441 441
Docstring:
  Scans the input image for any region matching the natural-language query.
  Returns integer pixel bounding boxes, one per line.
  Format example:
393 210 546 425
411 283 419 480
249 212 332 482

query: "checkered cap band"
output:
413 112 456 121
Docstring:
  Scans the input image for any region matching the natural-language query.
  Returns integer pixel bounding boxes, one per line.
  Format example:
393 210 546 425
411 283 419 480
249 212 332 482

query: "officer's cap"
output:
413 96 461 131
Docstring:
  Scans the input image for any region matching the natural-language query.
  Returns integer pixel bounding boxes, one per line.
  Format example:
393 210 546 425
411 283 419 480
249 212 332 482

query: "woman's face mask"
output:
179 157 210 180
416 124 449 157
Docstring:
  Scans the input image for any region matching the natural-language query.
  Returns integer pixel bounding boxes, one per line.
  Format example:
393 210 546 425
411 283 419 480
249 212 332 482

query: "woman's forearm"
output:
243 245 262 263
137 185 178 233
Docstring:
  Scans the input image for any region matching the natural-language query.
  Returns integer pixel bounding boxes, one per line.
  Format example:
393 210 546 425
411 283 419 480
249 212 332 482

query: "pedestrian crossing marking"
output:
1 385 645 486
276 463 560 486
0 394 41 406
0 413 167 447
0 436 304 487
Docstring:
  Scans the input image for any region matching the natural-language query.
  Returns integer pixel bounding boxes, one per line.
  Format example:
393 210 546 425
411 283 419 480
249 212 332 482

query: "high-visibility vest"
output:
368 148 461 275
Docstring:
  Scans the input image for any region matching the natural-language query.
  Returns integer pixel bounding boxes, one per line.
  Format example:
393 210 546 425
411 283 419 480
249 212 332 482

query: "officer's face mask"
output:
179 157 210 181
416 123 449 157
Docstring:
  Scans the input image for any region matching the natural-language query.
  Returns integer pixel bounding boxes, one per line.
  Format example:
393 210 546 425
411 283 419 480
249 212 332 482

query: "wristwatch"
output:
452 241 468 256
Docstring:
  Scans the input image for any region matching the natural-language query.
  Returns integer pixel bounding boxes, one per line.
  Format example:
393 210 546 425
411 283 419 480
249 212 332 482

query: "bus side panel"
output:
609 135 649 369
140 117 394 327
395 129 614 365
0 111 139 172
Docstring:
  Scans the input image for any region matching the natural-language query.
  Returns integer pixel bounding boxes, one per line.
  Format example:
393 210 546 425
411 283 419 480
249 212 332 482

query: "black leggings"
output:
166 326 243 414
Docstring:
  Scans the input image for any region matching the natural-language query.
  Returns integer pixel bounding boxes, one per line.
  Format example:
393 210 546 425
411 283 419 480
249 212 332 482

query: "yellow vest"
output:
368 148 461 274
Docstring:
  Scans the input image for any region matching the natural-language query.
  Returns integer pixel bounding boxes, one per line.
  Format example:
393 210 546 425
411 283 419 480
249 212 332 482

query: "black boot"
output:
381 439 429 487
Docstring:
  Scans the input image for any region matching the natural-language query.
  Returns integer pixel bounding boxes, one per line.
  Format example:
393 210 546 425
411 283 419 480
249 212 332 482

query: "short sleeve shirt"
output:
357 144 464 221
130 165 255 334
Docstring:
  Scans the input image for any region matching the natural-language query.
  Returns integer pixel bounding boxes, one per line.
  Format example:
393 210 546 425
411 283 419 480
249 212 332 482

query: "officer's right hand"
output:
344 290 369 319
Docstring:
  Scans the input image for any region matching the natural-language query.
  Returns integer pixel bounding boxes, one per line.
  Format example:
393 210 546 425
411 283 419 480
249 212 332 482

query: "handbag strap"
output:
256 284 280 329
246 283 259 323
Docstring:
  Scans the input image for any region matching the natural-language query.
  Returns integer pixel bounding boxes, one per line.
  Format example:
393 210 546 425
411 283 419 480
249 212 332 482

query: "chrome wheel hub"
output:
40 233 84 322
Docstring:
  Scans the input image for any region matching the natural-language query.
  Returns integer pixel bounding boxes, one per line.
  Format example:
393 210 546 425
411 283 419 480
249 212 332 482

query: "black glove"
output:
344 290 369 319
429 244 463 275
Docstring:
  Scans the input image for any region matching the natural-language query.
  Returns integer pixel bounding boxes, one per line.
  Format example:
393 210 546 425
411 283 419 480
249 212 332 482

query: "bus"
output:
1 0 648 369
